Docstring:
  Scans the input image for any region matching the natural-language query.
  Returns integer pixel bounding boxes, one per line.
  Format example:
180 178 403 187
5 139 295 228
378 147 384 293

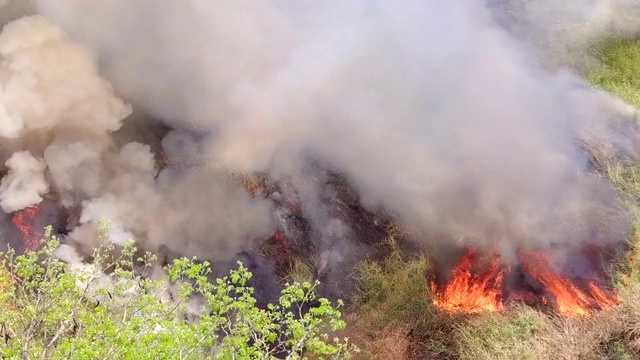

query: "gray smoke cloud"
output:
0 1 637 269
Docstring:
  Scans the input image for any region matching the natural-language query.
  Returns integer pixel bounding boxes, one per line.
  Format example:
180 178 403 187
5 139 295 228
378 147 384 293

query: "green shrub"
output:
0 224 355 359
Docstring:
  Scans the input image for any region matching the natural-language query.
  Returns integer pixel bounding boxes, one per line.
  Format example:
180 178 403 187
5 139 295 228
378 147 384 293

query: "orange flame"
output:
11 204 42 252
431 248 506 313
519 250 619 316
431 247 620 316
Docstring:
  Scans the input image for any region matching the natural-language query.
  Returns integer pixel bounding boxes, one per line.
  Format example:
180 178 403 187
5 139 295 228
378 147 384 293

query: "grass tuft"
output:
353 237 433 326
286 257 315 284
588 38 640 107
454 307 552 360
347 237 456 359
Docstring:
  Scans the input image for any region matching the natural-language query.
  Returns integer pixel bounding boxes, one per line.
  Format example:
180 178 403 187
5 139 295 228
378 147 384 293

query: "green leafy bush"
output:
0 224 355 359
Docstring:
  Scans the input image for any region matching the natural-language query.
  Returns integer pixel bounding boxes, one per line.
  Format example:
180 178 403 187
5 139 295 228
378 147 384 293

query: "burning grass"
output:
314 36 640 360
518 250 619 316
11 204 43 252
438 37 640 357
430 246 619 317
352 245 640 359
430 248 506 314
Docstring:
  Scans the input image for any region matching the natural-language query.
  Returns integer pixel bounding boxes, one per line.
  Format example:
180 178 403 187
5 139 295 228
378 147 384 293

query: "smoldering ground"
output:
0 1 637 302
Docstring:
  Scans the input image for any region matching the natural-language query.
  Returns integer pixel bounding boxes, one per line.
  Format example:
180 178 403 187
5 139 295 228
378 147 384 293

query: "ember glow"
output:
431 248 506 313
11 204 42 252
431 247 620 316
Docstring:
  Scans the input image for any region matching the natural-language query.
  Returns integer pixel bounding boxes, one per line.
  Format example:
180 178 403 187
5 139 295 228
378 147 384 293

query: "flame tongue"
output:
11 204 43 252
431 248 506 313
518 250 619 316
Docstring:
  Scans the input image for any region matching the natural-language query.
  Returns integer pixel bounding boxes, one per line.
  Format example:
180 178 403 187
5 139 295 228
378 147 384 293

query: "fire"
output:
11 204 42 252
431 248 506 313
519 250 619 317
430 246 620 317
0 204 43 299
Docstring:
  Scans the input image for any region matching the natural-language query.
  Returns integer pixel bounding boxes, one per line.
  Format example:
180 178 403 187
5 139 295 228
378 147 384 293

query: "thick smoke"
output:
0 1 637 275
0 14 129 214
0 14 274 264
0 0 34 27
0 151 47 212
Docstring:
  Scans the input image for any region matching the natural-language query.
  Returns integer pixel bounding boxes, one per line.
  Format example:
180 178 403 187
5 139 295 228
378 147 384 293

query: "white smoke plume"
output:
0 151 47 212
0 15 129 139
0 13 275 263
0 13 129 214
0 1 637 273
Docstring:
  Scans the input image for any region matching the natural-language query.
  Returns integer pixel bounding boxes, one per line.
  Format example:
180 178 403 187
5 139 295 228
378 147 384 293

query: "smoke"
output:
0 14 275 266
0 0 637 280
0 14 127 215
0 0 35 27
0 151 47 212
488 0 640 67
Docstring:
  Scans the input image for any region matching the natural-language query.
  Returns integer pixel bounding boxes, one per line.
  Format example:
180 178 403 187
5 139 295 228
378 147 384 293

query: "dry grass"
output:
453 288 640 360
347 289 640 359
229 172 266 196
546 287 640 358
454 307 552 360
347 236 458 359
286 257 315 284
353 238 432 326
342 313 413 360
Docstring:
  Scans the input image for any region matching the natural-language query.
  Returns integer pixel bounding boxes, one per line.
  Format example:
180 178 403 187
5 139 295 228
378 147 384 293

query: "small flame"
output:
11 204 42 252
431 248 506 313
519 250 619 317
